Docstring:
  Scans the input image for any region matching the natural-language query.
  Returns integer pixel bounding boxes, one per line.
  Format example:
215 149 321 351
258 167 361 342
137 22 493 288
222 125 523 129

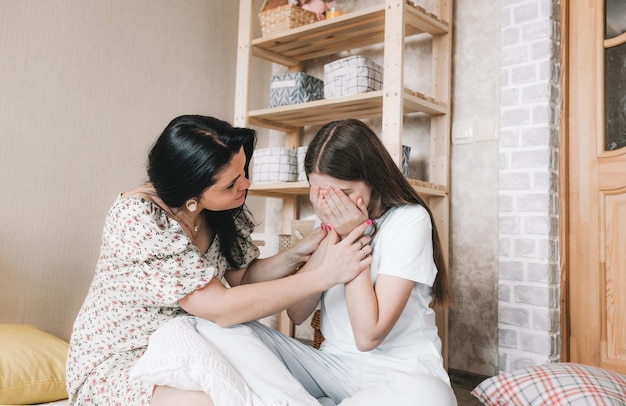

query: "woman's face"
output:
198 147 250 211
307 172 371 208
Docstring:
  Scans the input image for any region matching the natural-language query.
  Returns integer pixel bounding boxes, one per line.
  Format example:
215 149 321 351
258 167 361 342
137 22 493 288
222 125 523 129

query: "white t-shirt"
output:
319 205 448 383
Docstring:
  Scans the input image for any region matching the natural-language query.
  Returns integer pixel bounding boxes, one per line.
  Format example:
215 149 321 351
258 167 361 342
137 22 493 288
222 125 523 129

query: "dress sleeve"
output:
102 197 218 306
229 210 261 270
376 205 438 286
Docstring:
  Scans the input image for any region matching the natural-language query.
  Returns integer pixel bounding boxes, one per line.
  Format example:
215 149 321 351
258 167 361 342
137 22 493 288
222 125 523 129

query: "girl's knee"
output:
338 372 457 406
386 371 457 406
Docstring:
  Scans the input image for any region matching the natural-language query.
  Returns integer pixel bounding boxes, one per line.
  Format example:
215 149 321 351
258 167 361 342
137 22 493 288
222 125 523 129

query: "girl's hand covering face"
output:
309 185 368 238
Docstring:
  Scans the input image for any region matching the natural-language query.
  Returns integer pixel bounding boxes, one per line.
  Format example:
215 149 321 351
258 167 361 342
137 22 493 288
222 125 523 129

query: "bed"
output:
5 318 625 406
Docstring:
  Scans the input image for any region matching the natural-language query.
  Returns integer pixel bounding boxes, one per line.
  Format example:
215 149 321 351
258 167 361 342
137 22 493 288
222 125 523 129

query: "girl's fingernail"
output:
366 219 372 224
320 224 326 231
326 224 333 231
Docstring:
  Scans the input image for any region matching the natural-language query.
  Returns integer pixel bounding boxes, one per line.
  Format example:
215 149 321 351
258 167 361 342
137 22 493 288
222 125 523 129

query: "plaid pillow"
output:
471 362 626 406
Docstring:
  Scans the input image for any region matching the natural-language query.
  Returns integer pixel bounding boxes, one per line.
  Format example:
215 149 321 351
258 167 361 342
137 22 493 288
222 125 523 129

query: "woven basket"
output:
311 309 325 349
259 0 317 37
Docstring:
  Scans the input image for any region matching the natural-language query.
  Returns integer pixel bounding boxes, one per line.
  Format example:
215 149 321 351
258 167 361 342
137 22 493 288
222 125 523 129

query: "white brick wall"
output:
498 0 560 372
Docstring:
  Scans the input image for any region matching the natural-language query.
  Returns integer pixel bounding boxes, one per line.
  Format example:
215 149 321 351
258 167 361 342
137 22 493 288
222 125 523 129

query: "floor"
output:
453 384 483 405
450 369 486 406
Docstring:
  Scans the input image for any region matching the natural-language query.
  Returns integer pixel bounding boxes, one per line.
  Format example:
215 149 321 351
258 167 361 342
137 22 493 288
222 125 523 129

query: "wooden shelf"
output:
248 90 447 132
251 2 449 67
237 0 452 363
248 181 310 197
407 179 447 197
248 178 447 198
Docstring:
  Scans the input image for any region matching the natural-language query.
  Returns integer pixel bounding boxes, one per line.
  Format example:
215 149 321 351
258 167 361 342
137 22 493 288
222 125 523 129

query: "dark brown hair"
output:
148 115 256 268
305 119 451 306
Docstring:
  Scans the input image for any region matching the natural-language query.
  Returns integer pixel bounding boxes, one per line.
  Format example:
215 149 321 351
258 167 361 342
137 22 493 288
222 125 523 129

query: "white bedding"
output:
130 316 323 406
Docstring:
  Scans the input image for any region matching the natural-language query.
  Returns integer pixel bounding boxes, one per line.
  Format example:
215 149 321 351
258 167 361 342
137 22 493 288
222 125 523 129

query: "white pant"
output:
246 321 458 406
336 371 458 406
195 319 320 405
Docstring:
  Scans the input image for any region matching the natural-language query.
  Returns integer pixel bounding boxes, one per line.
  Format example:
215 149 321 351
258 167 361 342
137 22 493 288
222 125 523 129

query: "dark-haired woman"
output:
65 115 372 405
247 119 456 405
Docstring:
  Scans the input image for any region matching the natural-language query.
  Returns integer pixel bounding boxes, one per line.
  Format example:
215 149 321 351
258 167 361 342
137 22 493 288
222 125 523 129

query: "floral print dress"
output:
66 195 259 405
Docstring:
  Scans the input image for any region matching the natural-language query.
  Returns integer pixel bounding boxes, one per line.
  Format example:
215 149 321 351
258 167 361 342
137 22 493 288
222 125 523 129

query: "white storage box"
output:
270 72 324 107
297 146 308 182
324 55 383 98
252 147 298 183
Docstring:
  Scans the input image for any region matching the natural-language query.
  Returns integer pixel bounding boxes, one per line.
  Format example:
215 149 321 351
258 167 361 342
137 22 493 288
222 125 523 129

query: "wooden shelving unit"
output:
234 0 452 363
247 90 447 129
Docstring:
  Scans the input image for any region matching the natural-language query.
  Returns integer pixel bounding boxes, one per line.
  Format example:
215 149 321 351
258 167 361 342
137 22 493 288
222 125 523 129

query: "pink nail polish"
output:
366 219 372 224
326 224 332 231
320 224 326 231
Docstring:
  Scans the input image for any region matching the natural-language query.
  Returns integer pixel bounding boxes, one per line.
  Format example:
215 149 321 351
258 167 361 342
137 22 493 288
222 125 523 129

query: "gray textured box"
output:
270 72 324 107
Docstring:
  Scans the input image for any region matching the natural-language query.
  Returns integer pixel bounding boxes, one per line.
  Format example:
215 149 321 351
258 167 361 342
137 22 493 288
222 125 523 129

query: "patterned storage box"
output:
251 147 298 183
323 55 384 98
270 72 324 107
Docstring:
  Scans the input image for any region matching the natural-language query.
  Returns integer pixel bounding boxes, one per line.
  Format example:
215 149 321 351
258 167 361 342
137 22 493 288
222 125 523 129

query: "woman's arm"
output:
179 221 372 327
224 225 327 287
285 235 331 325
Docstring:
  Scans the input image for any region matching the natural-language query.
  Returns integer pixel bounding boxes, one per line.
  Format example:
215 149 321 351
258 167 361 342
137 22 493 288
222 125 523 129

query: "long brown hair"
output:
305 119 451 307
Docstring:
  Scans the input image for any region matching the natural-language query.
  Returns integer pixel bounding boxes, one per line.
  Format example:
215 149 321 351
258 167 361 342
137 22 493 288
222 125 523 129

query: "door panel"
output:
566 0 626 374
600 189 626 370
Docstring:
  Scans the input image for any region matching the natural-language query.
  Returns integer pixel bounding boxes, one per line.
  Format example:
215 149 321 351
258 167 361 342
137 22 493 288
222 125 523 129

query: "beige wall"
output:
0 1 242 341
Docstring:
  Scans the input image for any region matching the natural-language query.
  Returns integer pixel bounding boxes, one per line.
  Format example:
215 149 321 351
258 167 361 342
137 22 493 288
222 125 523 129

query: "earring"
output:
186 200 198 212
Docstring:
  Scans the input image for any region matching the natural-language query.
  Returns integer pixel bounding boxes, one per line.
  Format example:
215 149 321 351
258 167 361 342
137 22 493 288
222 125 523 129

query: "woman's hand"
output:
305 220 373 287
289 224 327 262
232 224 327 287
310 185 368 238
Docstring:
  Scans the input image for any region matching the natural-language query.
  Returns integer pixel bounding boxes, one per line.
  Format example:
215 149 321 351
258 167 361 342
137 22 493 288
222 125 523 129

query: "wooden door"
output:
564 0 626 374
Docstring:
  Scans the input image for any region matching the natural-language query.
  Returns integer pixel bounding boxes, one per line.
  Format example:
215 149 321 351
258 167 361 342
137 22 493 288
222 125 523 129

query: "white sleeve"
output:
376 206 437 286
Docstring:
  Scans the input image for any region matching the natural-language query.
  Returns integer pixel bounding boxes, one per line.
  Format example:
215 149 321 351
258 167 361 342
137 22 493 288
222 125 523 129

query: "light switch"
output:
452 120 474 144
474 118 498 141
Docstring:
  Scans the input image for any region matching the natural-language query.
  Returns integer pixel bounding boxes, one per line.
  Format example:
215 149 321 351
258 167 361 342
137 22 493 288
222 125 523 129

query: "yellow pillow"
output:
0 324 69 405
